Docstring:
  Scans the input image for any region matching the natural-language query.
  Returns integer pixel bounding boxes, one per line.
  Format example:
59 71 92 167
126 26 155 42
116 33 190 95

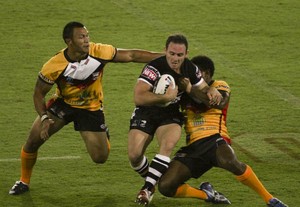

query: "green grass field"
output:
1 0 299 206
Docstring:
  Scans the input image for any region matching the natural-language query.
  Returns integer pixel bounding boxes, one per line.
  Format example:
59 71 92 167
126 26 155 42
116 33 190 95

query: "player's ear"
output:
185 49 189 58
65 38 72 45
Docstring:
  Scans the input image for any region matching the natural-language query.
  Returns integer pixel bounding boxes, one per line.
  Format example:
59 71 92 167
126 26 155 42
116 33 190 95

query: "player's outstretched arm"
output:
112 49 164 63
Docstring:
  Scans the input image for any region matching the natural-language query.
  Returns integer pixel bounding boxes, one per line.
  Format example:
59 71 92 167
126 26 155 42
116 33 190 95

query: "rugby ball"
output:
153 74 176 106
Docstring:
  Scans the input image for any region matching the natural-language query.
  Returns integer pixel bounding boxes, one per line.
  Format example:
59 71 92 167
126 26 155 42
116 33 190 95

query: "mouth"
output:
171 62 179 68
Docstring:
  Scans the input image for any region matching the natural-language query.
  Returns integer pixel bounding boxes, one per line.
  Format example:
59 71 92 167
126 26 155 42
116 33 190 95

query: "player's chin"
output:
82 46 89 53
171 63 180 70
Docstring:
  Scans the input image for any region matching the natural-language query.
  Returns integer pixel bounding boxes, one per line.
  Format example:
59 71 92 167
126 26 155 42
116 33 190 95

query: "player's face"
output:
165 42 187 73
70 27 90 54
201 70 211 83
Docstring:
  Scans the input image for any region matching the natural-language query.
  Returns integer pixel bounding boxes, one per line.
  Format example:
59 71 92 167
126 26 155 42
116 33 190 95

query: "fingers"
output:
208 92 223 105
40 131 49 141
40 119 54 141
209 96 222 105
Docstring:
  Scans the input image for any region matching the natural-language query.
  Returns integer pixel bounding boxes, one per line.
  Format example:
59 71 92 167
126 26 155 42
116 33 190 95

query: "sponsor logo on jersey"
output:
141 65 159 81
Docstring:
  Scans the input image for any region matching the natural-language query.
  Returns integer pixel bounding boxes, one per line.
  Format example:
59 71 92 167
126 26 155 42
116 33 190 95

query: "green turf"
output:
0 0 299 206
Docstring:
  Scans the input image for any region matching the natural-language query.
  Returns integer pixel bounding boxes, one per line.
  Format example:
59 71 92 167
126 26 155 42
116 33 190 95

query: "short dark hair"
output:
191 55 215 77
62 21 85 43
165 34 188 51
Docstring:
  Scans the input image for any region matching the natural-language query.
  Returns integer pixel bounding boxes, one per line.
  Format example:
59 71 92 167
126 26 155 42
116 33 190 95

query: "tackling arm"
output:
179 78 223 106
112 49 164 63
190 83 224 106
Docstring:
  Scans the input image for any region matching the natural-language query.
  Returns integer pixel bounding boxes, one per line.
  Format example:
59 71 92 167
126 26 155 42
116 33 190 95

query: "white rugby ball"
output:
153 74 176 107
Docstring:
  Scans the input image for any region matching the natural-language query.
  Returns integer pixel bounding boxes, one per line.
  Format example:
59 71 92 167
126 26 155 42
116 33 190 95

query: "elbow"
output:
134 96 144 106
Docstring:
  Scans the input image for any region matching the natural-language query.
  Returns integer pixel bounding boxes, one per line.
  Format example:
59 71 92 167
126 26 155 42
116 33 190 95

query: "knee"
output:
158 178 176 197
24 138 43 153
93 158 107 164
91 152 109 164
219 158 246 175
128 151 143 166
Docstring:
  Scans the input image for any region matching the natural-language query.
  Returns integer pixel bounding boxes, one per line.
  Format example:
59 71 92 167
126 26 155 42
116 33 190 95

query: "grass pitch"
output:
0 0 299 206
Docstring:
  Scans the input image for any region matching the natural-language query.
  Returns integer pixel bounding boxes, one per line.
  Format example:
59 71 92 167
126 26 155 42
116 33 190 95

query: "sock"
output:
236 165 273 203
143 154 170 190
131 156 149 178
20 147 38 185
174 183 208 200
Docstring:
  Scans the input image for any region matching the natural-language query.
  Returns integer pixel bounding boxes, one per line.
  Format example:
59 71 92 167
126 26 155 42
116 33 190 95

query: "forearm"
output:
189 89 229 109
33 93 47 117
114 49 164 63
33 78 52 117
131 50 164 63
189 84 210 103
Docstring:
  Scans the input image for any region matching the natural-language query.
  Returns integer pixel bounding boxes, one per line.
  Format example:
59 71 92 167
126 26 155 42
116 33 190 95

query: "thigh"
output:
24 114 65 152
80 131 109 163
216 143 246 175
156 124 182 157
216 143 236 163
128 129 153 164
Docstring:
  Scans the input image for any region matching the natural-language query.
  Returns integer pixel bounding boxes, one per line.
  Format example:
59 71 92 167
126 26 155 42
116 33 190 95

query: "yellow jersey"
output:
182 80 231 145
38 42 116 111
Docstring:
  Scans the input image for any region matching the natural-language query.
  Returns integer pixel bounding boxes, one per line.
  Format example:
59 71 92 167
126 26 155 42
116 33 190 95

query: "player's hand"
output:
207 86 222 105
164 83 178 102
178 77 192 93
40 118 54 141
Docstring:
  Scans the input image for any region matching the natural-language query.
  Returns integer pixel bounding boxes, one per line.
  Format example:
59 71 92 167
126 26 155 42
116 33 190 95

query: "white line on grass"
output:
0 155 81 162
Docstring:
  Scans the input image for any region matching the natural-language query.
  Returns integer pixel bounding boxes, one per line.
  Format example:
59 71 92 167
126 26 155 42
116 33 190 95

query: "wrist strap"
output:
40 114 49 122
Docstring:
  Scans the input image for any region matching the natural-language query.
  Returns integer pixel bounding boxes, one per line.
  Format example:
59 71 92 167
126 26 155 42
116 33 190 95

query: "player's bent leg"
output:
81 131 110 164
158 160 191 197
156 124 181 157
9 115 65 195
217 144 287 206
158 161 230 204
216 143 246 175
128 129 152 176
24 114 65 152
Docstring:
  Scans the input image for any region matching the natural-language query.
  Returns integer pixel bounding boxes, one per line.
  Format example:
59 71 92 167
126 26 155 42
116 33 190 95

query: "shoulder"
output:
212 80 230 93
139 56 169 84
144 56 170 74
39 49 68 82
89 42 116 60
148 56 167 67
42 49 67 69
181 59 198 74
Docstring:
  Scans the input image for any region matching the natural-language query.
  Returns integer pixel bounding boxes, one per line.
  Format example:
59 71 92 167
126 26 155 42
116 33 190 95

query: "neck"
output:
66 49 87 62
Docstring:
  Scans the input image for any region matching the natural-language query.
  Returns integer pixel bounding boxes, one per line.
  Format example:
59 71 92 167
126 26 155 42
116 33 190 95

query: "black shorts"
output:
129 106 184 136
173 134 227 178
47 98 108 132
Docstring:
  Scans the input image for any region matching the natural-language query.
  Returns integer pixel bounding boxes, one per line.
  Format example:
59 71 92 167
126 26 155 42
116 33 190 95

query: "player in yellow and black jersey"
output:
39 42 117 111
9 21 163 195
158 55 288 207
182 78 231 145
